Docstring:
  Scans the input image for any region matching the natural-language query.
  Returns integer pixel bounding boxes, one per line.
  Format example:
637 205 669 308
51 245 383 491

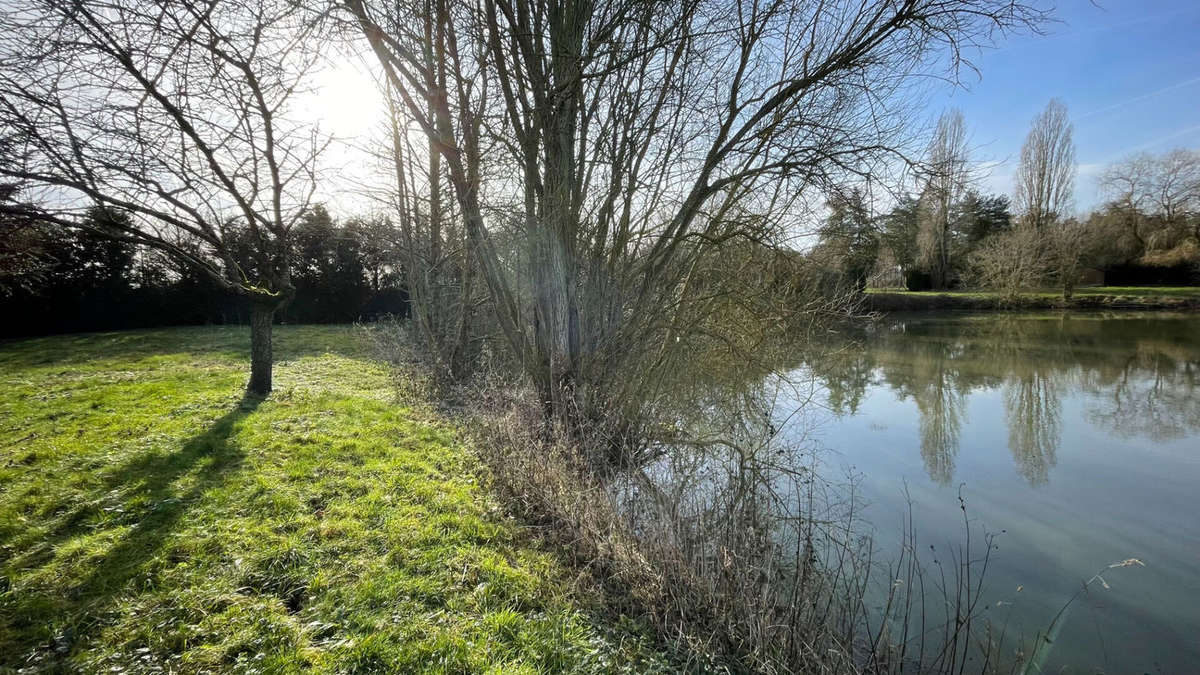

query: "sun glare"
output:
303 55 390 212
307 56 388 140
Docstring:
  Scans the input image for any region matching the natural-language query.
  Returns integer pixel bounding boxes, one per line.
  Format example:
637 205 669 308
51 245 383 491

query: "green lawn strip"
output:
0 325 668 674
865 286 1200 299
1071 286 1200 298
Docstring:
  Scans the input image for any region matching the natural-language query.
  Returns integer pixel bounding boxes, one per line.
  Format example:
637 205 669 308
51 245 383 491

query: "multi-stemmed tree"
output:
343 0 1046 429
0 0 325 395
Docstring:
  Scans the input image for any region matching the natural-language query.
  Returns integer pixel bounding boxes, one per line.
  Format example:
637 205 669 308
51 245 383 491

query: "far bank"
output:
863 286 1200 312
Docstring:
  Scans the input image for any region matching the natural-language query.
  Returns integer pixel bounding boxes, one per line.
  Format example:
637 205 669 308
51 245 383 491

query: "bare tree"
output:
1014 98 1075 231
342 0 1045 428
384 57 481 382
967 225 1045 300
1154 149 1200 229
918 109 971 289
0 134 51 294
1010 99 1077 297
1045 217 1089 299
1100 148 1200 250
0 0 325 395
1098 152 1155 251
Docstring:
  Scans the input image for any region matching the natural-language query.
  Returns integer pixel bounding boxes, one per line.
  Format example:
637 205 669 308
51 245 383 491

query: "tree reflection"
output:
908 352 965 486
916 382 963 485
1003 370 1060 485
806 314 1200 487
609 313 1200 671
1081 342 1200 442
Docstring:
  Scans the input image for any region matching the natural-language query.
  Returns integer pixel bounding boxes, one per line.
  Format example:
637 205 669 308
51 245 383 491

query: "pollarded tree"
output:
0 0 325 395
344 0 1046 427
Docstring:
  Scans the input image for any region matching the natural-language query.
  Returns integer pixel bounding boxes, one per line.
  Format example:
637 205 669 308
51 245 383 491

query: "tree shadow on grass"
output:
1 395 261 667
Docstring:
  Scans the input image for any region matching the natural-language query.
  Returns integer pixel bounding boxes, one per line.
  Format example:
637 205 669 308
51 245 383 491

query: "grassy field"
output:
863 286 1200 311
868 286 1200 298
0 326 667 673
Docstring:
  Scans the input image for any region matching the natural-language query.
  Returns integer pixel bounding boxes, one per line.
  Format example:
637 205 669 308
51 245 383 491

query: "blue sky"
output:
312 1 1199 216
928 0 1200 212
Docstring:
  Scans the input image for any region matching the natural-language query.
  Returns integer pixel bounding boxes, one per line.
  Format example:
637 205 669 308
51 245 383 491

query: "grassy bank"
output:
0 326 667 673
864 286 1200 312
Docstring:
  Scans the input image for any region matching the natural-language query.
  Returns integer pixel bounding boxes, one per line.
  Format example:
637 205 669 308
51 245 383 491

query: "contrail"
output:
1105 124 1200 161
1128 123 1200 152
1057 4 1200 39
1078 76 1200 121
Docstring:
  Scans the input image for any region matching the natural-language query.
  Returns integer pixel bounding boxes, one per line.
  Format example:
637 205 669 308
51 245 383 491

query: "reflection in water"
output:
809 314 1200 486
790 313 1200 672
1082 343 1200 442
615 366 883 673
1004 370 1060 486
619 313 1200 672
914 363 963 485
631 313 1200 672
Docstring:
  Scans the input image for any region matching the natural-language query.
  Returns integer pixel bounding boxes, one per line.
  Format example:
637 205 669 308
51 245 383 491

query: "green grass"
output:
867 285 1200 299
0 326 668 674
1068 286 1200 298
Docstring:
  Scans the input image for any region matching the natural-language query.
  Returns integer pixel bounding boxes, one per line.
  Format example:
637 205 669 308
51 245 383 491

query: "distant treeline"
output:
0 205 408 338
810 186 1200 292
806 145 1200 294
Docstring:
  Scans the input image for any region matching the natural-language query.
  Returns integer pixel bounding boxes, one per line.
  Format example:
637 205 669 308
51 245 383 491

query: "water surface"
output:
793 313 1199 672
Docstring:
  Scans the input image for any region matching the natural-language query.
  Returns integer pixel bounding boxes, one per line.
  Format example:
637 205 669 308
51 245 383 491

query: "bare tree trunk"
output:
346 0 1048 428
922 110 969 290
449 250 474 379
248 301 275 396
0 1 321 393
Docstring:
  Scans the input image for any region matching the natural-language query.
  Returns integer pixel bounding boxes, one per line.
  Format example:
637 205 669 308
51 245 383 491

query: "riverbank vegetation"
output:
360 302 1052 673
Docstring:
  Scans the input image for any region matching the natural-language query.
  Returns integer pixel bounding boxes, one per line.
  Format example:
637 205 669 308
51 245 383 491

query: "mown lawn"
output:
0 326 667 674
867 286 1200 298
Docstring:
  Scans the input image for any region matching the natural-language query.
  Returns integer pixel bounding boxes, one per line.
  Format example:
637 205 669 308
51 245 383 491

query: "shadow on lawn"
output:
2 395 260 667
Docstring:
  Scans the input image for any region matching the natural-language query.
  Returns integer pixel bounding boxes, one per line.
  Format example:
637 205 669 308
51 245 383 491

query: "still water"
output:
791 313 1199 672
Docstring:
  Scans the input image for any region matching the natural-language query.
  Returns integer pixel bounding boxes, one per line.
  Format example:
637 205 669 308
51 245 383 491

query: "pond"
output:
791 312 1200 672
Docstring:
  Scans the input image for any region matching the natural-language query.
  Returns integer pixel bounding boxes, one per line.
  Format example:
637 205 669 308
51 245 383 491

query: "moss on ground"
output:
0 326 669 674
